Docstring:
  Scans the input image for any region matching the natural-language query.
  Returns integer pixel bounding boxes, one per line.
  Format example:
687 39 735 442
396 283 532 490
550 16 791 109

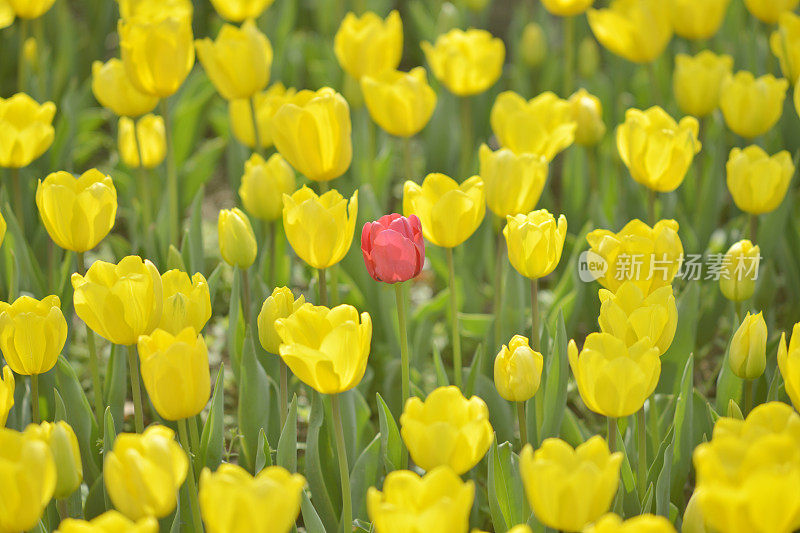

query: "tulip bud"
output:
720 72 788 139
92 59 159 118
0 366 14 428
671 0 731 41
568 89 606 146
361 67 438 138
257 287 305 354
0 295 67 375
772 12 800 85
435 3 460 35
587 0 672 63
479 144 547 218
23 37 38 68
726 146 794 215
541 0 593 17
218 207 257 269
118 114 166 169
238 153 296 221
673 51 733 118
334 11 403 80
422 28 505 96
504 210 568 280
209 0 274 22
719 240 761 302
729 312 767 380
584 513 678 532
464 0 490 10
577 36 600 78
778 324 800 412
159 270 212 335
24 421 83 499
0 428 56 532
7 0 55 18
494 335 543 402
744 0 799 24
56 510 159 533
361 214 425 283
520 22 547 68
0 93 56 168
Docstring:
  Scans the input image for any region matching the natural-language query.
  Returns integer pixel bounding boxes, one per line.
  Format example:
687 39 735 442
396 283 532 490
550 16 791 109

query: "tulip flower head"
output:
777 323 800 413
726 146 794 215
541 0 594 17
257 286 305 354
729 311 767 380
568 89 606 146
671 0 731 41
239 153 296 221
0 366 13 428
504 209 568 280
159 270 212 335
479 144 548 218
585 513 678 532
118 114 167 169
673 51 734 118
229 82 297 149
720 72 788 138
0 93 56 168
361 213 425 283
0 428 56 532
520 22 547 67
209 0 275 22
744 0 800 24
334 10 403 80
218 207 258 270
771 12 800 83
92 59 159 117
0 295 67 375
361 67 437 138
494 335 543 402
422 28 505 96
56 511 158 533
719 240 761 302
117 0 192 21
588 0 673 63
24 421 83 499
7 0 55 18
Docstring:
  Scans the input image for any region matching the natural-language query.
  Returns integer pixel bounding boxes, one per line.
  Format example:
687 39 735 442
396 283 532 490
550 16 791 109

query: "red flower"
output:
361 214 425 283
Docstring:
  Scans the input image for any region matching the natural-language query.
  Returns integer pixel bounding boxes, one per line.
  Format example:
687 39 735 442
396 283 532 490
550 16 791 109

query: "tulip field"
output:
4 0 800 531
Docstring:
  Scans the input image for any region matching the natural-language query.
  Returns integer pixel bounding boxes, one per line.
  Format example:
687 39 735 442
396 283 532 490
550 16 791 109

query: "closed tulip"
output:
422 28 505 96
0 428 56 532
726 146 794 215
361 67 437 137
771 12 800 83
520 436 622 532
104 425 188 520
403 173 485 248
541 0 593 16
218 207 257 269
199 463 305 533
578 37 601 78
673 51 734 118
569 334 661 418
239 153 295 221
257 287 305 354
729 311 767 380
0 366 13 428
24 421 82 499
56 511 158 533
367 466 475 533
520 22 547 67
720 72 788 138
275 303 372 394
71 256 162 346
361 214 425 283
490 91 577 161
159 270 212 335
671 0 731 40
744 0 799 24
399 385 493 474
229 83 297 149
92 59 158 117
568 89 606 146
282 186 358 269
588 0 672 63
0 295 67 375
209 0 274 21
479 144 548 218
504 210 568 280
334 10 403 80
118 114 167 169
0 93 56 168
494 335 543 402
778 323 800 412
7 0 54 18
585 513 677 533
196 19 272 100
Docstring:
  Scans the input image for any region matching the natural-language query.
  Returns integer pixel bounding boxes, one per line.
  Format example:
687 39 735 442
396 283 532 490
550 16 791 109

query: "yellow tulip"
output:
587 0 672 63
520 22 547 68
399 385 493 474
578 36 600 78
257 286 305 354
777 323 800 412
209 0 274 22
726 146 794 215
118 114 167 169
0 210 5 247
0 295 67 376
479 144 548 218
196 19 272 100
91 59 158 117
117 0 192 21
422 28 505 96
0 92 56 168
24 421 82 499
159 270 212 335
729 311 767 380
403 173 485 248
520 436 622 532
0 428 56 532
568 89 606 147
199 463 305 533
0 3 11 29
494 335 543 402
272 87 352 182
771 12 800 84
104 425 188 520
238 153 296 221
720 72 788 138
334 10 403 80
218 207 257 269
0 366 13 428
229 83 297 149
275 303 372 394
7 0 54 18
671 0 731 40
681 492 709 533
504 209 568 280
584 513 677 532
56 511 158 533
282 186 358 269
361 67 437 138
744 0 799 24
569 334 661 418
586 219 684 295
598 282 678 356
367 466 475 533
71 256 162 346
490 91 576 161
541 0 593 16
673 51 734 118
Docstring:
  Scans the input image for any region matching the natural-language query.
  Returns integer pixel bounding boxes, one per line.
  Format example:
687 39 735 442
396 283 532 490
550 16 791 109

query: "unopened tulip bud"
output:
569 89 606 146
257 287 305 354
118 115 166 169
730 311 767 380
494 335 543 402
719 240 761 302
520 22 547 68
24 421 83 499
218 207 257 269
577 36 600 78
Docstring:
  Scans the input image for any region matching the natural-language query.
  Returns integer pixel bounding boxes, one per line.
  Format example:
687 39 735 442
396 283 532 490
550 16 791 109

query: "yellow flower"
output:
367 466 475 533
777 323 800 413
117 0 192 21
0 93 56 168
239 153 296 221
104 425 188 520
422 28 505 96
772 12 800 85
744 0 799 24
569 334 661 418
275 303 371 394
578 37 600 78
229 83 297 149
71 256 162 346
587 0 672 63
218 207 257 269
361 67 437 138
490 91 576 161
520 22 547 67
56 511 158 533
586 219 684 295
399 385 493 475
0 210 5 248
0 366 13 428
257 286 305 354
24 421 82 499
403 173 485 248
7 0 54 18
719 240 760 302
541 0 594 16
598 282 678 356
504 209 568 280
272 87 352 182
118 114 167 169
494 335 543 402
0 295 67 376
209 0 274 22
159 270 212 335
520 436 622 532
673 51 734 118
729 311 767 380
681 492 708 533
0 428 56 532
334 10 403 80
479 144 548 218
671 0 731 40
199 463 305 533
726 145 794 215
568 89 606 147
720 72 788 138
91 59 159 117
584 513 677 532
282 186 358 269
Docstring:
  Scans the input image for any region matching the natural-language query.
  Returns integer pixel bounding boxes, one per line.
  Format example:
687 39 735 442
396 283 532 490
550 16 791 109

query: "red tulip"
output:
361 214 425 283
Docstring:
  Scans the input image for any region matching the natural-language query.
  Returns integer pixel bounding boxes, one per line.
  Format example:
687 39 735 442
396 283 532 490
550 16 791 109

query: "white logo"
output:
578 250 607 283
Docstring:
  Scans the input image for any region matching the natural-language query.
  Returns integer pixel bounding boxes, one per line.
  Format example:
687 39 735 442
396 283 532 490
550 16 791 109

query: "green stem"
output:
268 221 276 290
647 60 663 106
637 407 647 502
744 379 754 416
735 300 743 325
11 167 24 237
331 394 352 533
563 15 575 96
57 499 69 521
31 374 39 424
530 278 539 351
177 418 204 533
607 416 617 452
126 345 144 433
241 268 252 329
279 360 288 430
403 136 413 182
161 99 179 246
318 268 328 307
647 188 657 225
249 95 263 157
749 214 757 242
459 97 474 177
189 415 201 457
446 247 462 389
516 401 528 449
329 265 339 306
17 19 28 93
78 252 104 429
133 121 152 236
394 282 410 470
493 226 505 349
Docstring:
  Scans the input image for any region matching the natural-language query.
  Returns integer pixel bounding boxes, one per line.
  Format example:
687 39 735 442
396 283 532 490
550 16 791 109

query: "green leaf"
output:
376 393 402 472
305 392 338 532
487 438 528 532
671 355 694 502
350 434 381 522
464 344 483 398
656 440 674 518
237 333 271 472
103 343 127 431
432 342 450 387
102 407 117 512
716 336 742 413
659 283 699 394
727 399 744 419
301 491 327 533
277 395 298 472
183 188 205 275
540 311 568 441
254 428 272 473
228 268 244 383
83 474 107 520
199 365 225 470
